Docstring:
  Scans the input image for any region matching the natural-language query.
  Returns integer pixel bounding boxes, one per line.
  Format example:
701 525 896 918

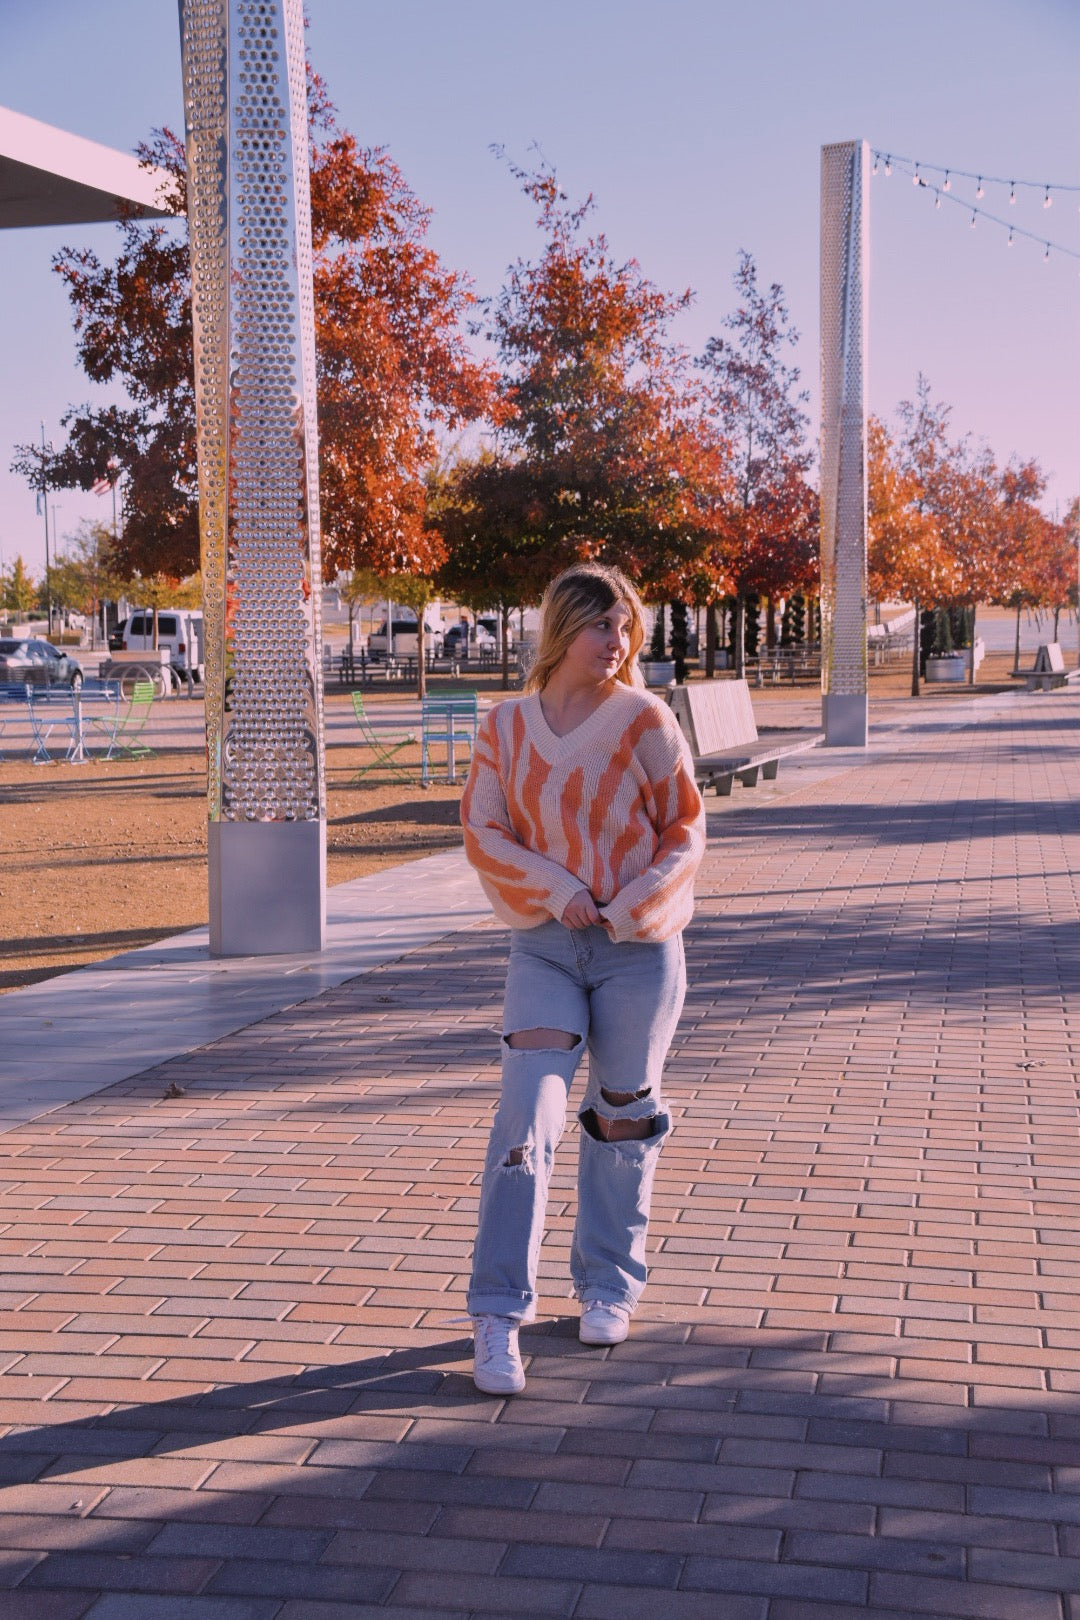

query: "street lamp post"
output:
39 422 53 637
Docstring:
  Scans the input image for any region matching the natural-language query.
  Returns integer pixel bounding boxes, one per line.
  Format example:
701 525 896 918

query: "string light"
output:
884 155 892 176
1043 186 1053 209
871 151 1080 198
869 150 1080 263
871 156 879 175
1009 183 1017 205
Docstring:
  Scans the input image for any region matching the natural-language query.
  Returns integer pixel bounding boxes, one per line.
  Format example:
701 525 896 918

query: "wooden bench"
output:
1023 644 1080 693
668 679 823 796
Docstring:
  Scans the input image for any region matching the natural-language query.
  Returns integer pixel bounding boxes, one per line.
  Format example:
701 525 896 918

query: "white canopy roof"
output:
0 105 177 228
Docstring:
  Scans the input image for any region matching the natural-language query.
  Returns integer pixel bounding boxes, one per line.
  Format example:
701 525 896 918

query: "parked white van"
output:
119 609 205 684
367 613 444 660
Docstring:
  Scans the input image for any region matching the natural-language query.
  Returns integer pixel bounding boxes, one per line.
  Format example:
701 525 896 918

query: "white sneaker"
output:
472 1314 525 1394
579 1300 631 1345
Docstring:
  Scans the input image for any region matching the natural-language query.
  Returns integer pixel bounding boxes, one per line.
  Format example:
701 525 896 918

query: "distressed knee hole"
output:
502 1144 533 1170
580 1108 656 1143
505 1027 579 1052
600 1085 651 1108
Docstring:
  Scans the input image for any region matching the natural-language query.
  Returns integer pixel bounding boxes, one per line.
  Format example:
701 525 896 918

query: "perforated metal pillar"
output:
179 0 326 954
820 140 869 747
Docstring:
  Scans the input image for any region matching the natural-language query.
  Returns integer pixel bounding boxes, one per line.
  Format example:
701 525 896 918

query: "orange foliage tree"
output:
439 160 726 622
871 376 1074 690
13 71 496 598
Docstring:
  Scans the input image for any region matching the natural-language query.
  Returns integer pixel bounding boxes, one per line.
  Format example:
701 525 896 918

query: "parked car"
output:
367 616 444 660
0 638 83 690
117 609 204 683
443 622 497 658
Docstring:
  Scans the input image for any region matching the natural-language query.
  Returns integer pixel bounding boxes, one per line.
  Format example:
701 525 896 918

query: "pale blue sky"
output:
1 0 1077 576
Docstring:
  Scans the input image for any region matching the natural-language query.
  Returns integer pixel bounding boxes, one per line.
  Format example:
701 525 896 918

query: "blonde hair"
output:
524 563 646 693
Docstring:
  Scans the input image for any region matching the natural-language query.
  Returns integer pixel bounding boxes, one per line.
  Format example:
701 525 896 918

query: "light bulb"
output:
943 171 951 191
976 178 984 198
970 211 977 229
872 157 879 175
913 166 920 185
1043 187 1053 209
935 195 941 209
1044 243 1051 261
1009 184 1017 205
1008 229 1014 247
884 157 892 176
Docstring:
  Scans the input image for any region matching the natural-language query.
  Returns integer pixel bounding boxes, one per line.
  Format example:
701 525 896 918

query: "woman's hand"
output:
561 888 602 930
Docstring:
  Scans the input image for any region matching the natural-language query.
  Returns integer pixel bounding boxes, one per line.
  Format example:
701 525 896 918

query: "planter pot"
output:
639 660 676 688
925 655 966 684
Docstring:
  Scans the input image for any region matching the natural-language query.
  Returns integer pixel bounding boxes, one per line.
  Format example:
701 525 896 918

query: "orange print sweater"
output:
461 684 706 944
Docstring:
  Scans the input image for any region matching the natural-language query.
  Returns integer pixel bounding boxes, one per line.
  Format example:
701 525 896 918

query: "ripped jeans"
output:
467 920 686 1321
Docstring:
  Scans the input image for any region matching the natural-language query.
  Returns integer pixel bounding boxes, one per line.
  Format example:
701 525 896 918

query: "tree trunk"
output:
1014 603 1022 673
968 602 977 686
501 603 512 691
765 597 777 649
911 597 921 697
704 601 718 678
734 595 746 680
414 593 428 700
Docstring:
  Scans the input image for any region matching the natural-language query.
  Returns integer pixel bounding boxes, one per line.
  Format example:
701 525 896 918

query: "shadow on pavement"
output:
1 1329 1077 1611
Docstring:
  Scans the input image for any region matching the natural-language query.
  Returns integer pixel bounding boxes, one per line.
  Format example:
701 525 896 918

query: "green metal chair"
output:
93 680 156 759
350 690 417 784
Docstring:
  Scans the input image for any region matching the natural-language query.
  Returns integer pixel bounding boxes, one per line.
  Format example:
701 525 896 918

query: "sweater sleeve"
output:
461 710 586 927
598 719 706 944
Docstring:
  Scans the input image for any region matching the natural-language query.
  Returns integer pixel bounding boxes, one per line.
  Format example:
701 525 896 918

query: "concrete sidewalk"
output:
0 688 1078 1617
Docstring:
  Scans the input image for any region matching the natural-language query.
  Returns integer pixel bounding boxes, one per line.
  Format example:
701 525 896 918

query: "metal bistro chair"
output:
350 690 417 784
0 681 34 762
420 692 479 786
92 680 156 759
25 683 77 765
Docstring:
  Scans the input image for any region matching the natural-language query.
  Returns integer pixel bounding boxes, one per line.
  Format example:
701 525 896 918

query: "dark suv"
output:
0 638 84 689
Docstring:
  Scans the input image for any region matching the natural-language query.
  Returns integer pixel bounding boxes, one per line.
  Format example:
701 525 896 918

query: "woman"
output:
460 562 706 1395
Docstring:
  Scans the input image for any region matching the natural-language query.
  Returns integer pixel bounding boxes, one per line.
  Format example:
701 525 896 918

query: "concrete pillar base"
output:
208 820 326 957
823 692 868 748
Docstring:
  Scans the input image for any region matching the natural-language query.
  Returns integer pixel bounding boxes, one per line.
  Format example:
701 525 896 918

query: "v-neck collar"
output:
526 685 628 758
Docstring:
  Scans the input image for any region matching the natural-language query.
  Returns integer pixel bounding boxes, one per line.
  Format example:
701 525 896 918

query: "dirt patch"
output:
0 649 1049 993
0 713 466 994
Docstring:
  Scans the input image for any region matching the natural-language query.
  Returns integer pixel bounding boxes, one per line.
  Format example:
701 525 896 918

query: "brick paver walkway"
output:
1 692 1079 1618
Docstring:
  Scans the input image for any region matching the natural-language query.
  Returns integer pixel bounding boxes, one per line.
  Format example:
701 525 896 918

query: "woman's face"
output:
561 600 634 685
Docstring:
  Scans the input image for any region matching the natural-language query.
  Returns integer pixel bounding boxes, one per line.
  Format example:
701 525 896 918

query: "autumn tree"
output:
447 159 724 615
432 453 552 690
49 521 126 645
13 70 496 624
991 462 1075 665
697 251 814 677
868 412 958 694
1 556 40 618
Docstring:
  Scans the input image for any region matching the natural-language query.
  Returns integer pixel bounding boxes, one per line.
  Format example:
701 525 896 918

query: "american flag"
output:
91 475 111 496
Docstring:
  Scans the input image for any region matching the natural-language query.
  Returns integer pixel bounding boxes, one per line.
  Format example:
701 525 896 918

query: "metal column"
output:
179 0 326 954
820 139 869 747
